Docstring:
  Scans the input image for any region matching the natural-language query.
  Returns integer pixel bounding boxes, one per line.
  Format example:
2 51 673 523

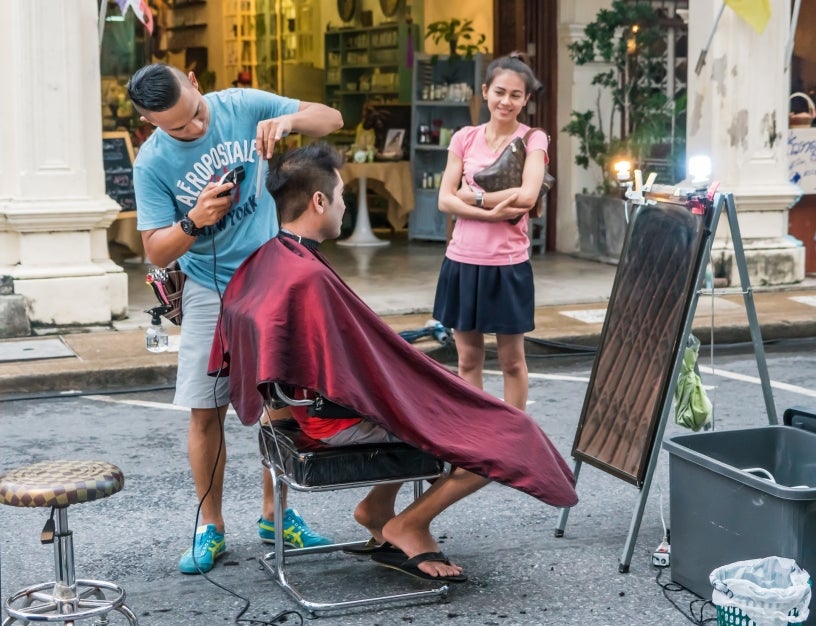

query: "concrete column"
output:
0 0 127 328
687 3 804 285
556 0 609 255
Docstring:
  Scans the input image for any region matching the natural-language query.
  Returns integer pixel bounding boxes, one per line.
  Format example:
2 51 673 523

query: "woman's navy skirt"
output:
433 258 534 334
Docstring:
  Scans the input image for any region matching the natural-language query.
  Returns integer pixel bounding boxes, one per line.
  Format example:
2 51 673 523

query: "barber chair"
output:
257 383 449 616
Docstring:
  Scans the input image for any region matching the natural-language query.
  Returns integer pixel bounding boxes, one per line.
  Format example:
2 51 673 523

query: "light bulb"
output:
614 160 632 182
688 155 712 186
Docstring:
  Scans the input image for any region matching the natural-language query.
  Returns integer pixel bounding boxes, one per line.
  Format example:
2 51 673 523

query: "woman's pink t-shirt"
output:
445 123 549 266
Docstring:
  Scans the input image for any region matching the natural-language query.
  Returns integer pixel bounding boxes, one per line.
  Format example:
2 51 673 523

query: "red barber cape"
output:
208 237 577 507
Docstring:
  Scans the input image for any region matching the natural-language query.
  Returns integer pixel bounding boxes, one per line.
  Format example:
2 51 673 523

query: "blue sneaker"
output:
258 508 332 548
178 524 226 574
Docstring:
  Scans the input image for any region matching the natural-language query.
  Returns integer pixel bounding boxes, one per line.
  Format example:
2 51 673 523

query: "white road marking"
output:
790 295 816 308
84 364 816 413
489 367 816 398
485 370 590 383
84 395 238 415
559 309 608 324
698 365 816 399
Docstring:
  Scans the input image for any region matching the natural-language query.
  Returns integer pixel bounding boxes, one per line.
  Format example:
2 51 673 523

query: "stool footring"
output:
3 578 138 625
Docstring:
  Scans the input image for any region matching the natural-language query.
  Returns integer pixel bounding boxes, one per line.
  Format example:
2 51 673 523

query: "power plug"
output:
652 540 671 567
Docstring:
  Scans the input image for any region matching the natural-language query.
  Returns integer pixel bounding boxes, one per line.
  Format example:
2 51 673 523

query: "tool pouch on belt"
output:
146 261 186 326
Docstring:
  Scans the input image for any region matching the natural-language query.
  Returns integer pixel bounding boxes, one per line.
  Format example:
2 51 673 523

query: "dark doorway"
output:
493 0 558 251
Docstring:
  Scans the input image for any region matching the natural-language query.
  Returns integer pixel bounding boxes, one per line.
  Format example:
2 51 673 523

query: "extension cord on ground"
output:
652 540 671 567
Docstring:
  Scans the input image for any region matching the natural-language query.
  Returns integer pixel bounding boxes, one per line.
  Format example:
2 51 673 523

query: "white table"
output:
338 161 414 247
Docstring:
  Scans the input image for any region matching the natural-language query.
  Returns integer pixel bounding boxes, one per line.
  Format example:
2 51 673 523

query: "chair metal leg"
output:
259 467 448 615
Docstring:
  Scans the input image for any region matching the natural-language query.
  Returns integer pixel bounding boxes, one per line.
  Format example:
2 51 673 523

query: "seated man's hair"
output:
267 142 345 223
127 64 186 112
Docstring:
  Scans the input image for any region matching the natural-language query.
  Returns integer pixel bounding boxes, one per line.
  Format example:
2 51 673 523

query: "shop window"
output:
100 1 150 147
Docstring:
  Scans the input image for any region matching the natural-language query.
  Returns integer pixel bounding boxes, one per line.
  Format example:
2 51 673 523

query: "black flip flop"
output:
343 538 405 556
371 550 468 583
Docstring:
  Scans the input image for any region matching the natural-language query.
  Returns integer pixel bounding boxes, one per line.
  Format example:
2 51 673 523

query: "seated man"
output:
277 386 486 582
209 142 577 582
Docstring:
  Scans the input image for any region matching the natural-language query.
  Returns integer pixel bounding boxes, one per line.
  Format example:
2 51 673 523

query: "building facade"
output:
0 0 809 332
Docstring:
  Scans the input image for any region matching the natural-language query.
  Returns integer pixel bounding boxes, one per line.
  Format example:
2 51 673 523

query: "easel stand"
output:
554 190 777 573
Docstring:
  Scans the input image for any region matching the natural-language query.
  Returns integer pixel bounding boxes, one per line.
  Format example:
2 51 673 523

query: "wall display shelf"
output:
324 22 420 129
223 0 257 88
161 0 209 54
256 0 318 67
408 54 490 241
166 24 207 31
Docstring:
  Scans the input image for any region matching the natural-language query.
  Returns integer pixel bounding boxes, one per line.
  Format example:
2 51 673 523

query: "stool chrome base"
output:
0 461 137 625
2 577 137 625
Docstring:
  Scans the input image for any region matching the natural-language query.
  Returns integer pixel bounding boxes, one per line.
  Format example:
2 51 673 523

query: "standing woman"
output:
433 54 548 411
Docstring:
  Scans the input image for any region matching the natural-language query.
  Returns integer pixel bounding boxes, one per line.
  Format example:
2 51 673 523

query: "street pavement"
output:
0 375 714 626
2 248 816 624
3 275 816 398
3 341 814 625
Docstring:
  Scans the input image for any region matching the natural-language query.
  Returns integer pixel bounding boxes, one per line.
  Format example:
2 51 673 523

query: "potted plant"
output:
424 18 487 62
563 0 685 262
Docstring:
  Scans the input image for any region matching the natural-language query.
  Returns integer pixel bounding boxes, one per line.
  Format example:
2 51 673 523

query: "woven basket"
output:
789 92 815 128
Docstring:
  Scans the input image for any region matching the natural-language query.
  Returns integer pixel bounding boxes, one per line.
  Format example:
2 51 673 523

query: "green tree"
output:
563 0 684 194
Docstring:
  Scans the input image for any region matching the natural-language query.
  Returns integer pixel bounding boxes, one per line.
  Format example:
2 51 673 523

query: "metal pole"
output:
618 229 709 572
695 3 726 75
98 0 108 48
554 459 582 537
722 193 777 424
276 0 284 94
785 0 802 72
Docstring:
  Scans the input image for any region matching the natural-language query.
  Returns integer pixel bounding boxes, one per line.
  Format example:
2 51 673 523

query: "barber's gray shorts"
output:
173 278 230 409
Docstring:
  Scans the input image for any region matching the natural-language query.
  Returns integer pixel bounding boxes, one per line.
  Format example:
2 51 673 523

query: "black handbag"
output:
473 127 555 223
146 261 186 326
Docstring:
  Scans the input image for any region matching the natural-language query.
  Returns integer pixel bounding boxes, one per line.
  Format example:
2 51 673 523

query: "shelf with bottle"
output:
323 22 419 129
166 23 207 31
408 53 490 241
223 0 257 88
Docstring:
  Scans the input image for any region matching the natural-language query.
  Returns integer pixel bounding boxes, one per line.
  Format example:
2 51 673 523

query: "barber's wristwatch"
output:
475 191 484 208
179 213 205 237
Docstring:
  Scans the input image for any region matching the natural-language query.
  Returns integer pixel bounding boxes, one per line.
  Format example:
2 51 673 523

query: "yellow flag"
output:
724 0 771 34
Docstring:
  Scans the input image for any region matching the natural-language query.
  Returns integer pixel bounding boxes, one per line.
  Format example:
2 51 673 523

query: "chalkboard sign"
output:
102 131 136 211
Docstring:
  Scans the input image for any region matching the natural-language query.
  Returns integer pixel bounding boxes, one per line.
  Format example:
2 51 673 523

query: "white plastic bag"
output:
710 556 811 626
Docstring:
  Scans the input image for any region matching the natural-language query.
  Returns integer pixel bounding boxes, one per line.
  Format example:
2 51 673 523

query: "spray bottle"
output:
145 306 170 353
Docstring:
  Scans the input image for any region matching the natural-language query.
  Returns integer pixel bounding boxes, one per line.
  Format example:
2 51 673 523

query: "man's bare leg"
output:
353 484 402 543
381 468 489 578
261 468 289 521
188 406 228 532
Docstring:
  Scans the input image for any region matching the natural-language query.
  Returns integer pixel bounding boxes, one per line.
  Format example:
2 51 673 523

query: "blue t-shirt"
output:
134 88 299 291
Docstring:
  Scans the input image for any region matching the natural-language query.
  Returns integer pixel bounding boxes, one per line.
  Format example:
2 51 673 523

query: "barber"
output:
127 64 342 574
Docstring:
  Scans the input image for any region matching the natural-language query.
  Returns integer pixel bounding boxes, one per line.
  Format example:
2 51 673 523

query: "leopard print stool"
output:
0 460 138 625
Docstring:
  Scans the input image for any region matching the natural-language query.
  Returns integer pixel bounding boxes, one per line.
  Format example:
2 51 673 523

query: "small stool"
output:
0 460 138 625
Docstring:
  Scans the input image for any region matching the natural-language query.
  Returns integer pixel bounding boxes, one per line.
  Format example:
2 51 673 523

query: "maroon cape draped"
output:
208 237 577 507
